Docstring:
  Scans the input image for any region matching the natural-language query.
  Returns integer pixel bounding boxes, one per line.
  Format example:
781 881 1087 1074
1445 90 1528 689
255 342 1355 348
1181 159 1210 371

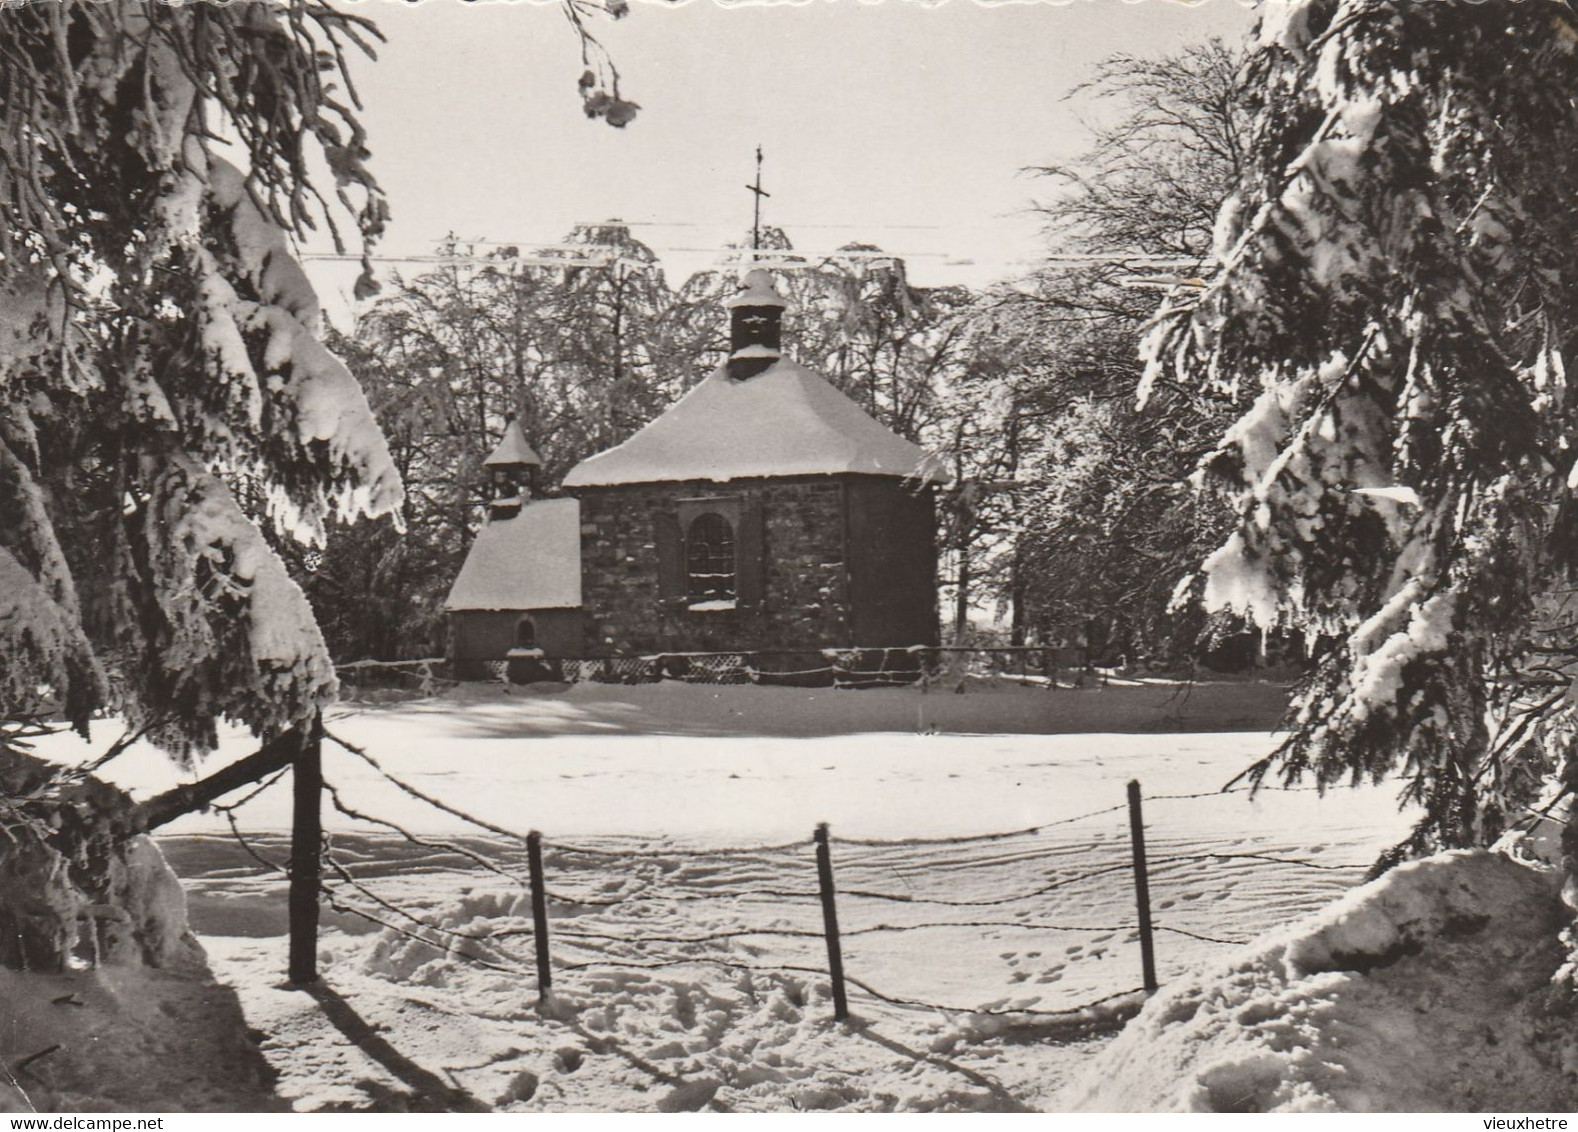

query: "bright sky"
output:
306 0 1258 322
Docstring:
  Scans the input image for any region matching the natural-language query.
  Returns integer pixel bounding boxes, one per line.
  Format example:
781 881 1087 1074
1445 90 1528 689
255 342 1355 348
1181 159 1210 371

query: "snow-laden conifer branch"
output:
0 0 403 756
1149 0 1578 863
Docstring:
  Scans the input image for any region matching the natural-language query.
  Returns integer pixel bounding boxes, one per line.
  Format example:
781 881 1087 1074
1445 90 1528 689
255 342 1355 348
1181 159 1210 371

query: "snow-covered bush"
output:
0 745 199 970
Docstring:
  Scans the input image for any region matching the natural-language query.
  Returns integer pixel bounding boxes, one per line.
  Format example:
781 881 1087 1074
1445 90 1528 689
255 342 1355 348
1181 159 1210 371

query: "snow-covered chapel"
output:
444 269 947 677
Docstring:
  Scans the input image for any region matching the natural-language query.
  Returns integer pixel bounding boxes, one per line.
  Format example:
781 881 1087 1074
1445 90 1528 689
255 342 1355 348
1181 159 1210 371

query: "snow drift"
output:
0 751 279 1112
1066 850 1577 1112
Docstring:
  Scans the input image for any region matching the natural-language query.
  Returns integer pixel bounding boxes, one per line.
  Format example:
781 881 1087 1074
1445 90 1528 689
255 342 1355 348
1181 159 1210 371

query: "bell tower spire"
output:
728 147 787 380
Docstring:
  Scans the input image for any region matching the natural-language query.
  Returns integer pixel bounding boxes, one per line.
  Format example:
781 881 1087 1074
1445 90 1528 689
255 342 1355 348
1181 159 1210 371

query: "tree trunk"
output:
1009 538 1027 647
953 545 971 643
131 727 306 834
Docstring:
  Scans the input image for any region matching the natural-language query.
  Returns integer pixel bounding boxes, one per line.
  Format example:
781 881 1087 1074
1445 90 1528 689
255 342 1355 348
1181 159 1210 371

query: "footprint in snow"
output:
657 1079 721 1113
498 1069 538 1105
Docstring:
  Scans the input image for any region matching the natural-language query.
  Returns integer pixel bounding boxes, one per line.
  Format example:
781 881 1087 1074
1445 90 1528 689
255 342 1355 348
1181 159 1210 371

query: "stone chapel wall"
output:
576 477 855 655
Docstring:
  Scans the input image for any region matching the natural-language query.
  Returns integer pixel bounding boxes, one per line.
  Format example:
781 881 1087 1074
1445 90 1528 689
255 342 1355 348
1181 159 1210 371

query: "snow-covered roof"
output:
483 421 542 467
562 358 951 488
445 497 582 611
725 268 788 310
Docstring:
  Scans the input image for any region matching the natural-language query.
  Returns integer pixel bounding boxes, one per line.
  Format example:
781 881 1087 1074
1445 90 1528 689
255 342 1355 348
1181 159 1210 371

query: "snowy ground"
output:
0 960 282 1114
31 678 1419 1112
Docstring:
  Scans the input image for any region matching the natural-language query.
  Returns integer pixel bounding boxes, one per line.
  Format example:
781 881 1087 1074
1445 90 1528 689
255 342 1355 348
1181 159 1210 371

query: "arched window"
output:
514 617 536 649
686 512 736 601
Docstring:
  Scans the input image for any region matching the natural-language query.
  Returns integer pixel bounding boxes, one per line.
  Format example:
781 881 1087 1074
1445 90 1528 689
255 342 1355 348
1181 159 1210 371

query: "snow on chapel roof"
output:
483 420 542 467
444 497 582 611
562 358 951 488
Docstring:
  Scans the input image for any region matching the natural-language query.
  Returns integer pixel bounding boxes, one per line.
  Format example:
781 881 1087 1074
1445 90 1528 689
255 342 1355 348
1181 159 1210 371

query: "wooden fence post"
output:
526 830 553 997
1127 779 1159 993
288 714 323 985
813 823 850 1022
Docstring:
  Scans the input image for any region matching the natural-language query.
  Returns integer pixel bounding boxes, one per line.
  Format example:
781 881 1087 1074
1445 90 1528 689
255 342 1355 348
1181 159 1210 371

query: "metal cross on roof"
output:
746 145 771 255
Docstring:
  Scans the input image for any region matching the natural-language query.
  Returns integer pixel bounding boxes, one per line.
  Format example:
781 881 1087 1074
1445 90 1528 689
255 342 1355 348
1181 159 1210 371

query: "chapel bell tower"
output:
726 268 787 381
483 419 542 521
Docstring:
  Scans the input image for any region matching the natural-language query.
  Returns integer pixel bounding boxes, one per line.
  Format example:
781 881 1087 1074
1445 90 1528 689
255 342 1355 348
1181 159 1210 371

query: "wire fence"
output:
358 645 1102 693
335 658 454 699
192 727 1378 1034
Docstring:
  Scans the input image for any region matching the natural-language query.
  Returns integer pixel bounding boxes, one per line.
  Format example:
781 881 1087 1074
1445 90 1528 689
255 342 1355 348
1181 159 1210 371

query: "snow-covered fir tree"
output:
0 1 401 754
1149 0 1578 877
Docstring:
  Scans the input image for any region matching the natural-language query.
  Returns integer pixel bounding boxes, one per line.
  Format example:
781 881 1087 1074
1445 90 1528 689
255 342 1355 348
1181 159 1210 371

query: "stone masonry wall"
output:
576 477 853 656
